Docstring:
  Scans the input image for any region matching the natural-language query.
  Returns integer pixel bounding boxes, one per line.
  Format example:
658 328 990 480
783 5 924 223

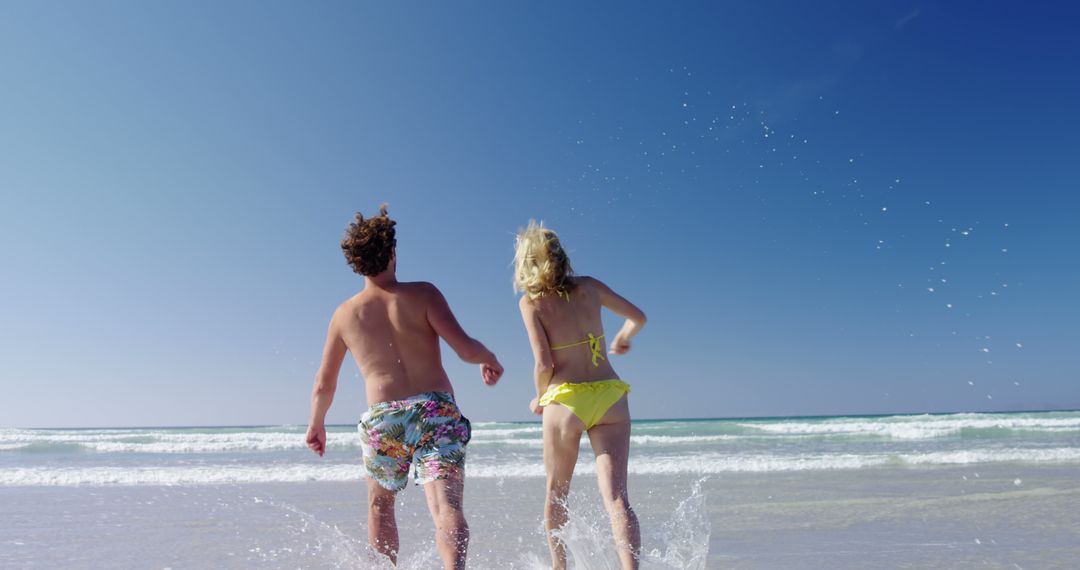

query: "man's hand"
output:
306 424 327 457
481 357 504 386
529 396 544 416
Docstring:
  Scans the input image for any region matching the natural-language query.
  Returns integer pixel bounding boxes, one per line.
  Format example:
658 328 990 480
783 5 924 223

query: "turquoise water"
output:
3 410 1080 485
3 411 1080 568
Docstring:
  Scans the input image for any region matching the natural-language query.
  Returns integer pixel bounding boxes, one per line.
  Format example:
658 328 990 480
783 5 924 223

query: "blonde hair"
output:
513 221 575 299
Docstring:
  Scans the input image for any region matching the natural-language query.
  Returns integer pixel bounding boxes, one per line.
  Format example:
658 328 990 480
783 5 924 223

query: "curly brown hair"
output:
341 204 397 276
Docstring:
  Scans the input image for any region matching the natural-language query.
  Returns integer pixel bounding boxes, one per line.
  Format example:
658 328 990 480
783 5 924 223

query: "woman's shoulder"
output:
572 275 608 293
572 275 599 287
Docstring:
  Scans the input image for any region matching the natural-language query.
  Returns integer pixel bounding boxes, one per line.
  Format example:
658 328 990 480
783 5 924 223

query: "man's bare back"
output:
335 281 463 404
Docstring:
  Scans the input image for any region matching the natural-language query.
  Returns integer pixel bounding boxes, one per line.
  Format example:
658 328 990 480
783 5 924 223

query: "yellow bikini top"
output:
551 333 606 367
548 290 606 367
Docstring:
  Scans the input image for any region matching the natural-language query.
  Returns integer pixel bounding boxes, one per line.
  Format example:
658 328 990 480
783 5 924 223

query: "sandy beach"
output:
4 463 1079 569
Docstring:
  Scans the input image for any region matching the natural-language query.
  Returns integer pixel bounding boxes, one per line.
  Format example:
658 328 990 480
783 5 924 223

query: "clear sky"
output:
2 1 1078 428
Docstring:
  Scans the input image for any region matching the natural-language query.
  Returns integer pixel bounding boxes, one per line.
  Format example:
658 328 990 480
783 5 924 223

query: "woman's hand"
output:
609 332 632 355
529 397 544 416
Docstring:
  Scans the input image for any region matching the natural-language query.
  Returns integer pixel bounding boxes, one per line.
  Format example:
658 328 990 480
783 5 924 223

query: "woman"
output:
514 221 647 570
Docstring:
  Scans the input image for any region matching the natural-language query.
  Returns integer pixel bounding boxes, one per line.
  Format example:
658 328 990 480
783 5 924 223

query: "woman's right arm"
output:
519 296 553 415
590 277 647 355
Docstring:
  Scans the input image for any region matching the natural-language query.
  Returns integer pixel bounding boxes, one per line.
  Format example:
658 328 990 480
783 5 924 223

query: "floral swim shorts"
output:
358 391 472 491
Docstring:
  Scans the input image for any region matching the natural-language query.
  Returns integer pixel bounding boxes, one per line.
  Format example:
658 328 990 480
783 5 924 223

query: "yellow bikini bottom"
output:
539 379 631 429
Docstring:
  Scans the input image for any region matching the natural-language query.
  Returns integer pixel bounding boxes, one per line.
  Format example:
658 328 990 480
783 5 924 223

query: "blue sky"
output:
1 1 1078 427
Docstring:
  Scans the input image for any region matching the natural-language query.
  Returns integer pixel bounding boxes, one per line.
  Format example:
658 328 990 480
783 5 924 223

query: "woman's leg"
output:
543 403 584 570
588 396 640 570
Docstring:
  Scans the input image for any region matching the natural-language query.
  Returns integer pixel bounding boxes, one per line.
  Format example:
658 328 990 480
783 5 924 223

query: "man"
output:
305 204 503 569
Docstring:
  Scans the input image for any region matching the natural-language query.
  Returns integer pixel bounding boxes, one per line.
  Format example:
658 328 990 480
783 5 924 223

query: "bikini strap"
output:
585 333 606 367
551 333 606 367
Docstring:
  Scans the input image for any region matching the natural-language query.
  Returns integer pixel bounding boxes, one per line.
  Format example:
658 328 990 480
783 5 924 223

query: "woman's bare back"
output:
531 277 621 384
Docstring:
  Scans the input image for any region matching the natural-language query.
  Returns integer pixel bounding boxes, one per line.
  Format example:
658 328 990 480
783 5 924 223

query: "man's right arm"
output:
306 309 347 456
424 283 503 385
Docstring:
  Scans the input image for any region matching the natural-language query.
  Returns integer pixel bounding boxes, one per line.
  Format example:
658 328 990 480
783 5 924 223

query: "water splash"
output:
537 480 711 569
640 478 711 569
247 496 439 570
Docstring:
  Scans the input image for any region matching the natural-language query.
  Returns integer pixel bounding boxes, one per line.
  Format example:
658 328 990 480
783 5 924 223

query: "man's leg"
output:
367 478 399 563
422 470 469 570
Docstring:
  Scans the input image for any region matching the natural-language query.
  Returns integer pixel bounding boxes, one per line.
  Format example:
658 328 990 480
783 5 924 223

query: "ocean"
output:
3 411 1080 568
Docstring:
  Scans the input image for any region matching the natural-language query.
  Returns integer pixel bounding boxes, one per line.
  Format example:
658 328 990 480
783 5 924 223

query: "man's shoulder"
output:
399 281 441 296
332 293 363 318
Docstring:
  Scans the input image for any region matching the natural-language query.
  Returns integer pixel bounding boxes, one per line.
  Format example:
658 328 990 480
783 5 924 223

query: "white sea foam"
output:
630 435 741 445
0 464 365 486
472 435 741 448
478 447 1080 476
0 428 747 453
0 431 362 453
737 414 1080 440
470 438 544 447
469 426 544 437
5 447 1080 486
